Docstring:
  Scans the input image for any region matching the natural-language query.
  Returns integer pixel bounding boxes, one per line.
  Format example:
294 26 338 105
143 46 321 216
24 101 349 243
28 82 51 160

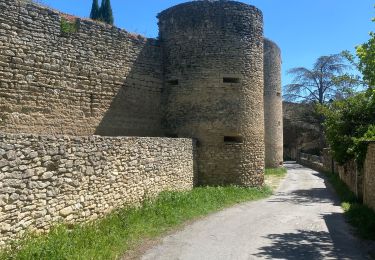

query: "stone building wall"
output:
0 133 195 246
364 143 375 211
0 0 163 137
158 1 265 186
283 102 321 160
264 39 283 168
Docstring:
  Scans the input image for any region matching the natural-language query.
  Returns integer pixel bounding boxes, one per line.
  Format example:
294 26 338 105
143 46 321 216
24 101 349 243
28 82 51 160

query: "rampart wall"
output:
0 0 163 137
264 39 283 168
0 134 195 246
0 0 285 245
159 1 265 186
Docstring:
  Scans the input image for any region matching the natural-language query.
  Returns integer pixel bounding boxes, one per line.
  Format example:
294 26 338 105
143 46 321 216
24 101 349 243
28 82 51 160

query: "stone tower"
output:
158 0 265 186
264 38 283 168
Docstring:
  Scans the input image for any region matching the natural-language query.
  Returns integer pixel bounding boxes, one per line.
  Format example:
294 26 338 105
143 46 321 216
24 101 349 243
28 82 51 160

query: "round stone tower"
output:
158 0 265 186
264 38 283 168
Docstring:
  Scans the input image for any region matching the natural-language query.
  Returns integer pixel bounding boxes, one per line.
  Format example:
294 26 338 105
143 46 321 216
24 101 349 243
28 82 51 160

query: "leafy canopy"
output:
283 54 358 105
90 0 114 25
318 89 375 166
356 15 375 87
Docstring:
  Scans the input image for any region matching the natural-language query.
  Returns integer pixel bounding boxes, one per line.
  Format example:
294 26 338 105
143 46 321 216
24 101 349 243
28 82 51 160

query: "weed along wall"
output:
0 134 195 246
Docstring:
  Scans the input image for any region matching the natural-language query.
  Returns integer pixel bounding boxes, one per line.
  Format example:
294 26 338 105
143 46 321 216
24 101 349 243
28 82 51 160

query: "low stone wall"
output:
0 133 195 246
297 153 325 172
364 143 375 211
337 160 363 199
298 149 367 200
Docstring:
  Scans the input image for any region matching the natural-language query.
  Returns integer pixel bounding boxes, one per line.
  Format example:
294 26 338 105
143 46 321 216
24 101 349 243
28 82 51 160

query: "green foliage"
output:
90 0 114 25
284 54 356 104
60 17 78 34
325 171 375 240
99 0 114 25
89 0 100 20
356 11 375 87
265 167 287 176
318 89 375 166
0 186 271 260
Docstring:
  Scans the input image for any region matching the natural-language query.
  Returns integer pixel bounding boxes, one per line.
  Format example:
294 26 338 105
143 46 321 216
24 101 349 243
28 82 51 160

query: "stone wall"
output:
364 143 375 211
0 133 195 246
337 160 363 198
159 1 265 186
283 102 321 160
264 38 283 168
0 0 163 137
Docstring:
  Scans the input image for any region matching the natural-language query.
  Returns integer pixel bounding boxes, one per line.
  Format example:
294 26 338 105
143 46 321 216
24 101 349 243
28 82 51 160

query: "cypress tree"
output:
89 0 100 20
100 0 114 25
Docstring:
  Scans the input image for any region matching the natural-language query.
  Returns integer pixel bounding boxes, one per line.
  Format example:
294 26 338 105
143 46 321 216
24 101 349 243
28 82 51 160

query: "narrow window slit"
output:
167 79 179 86
224 136 243 144
223 77 240 84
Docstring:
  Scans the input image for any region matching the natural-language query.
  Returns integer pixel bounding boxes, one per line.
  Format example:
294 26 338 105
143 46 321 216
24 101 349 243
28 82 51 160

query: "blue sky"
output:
39 0 374 86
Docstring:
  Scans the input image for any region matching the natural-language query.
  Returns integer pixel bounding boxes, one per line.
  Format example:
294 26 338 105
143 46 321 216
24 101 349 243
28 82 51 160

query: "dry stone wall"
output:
264 39 283 168
0 0 163 137
0 133 195 246
159 1 265 186
364 143 375 211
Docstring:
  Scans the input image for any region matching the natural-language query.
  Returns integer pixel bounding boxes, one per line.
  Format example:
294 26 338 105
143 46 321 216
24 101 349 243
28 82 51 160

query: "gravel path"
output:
142 162 369 260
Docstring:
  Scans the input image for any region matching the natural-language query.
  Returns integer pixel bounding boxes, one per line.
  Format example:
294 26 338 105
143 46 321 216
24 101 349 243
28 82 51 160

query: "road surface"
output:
142 162 370 260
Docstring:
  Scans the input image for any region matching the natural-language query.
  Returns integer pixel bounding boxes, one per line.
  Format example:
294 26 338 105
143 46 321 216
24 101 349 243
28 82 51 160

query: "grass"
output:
60 17 79 34
325 171 375 240
265 167 287 176
0 186 272 260
265 167 287 191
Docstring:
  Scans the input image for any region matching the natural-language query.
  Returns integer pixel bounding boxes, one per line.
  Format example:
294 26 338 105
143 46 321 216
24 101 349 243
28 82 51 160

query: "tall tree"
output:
284 54 351 105
100 0 114 25
356 15 375 87
90 0 100 20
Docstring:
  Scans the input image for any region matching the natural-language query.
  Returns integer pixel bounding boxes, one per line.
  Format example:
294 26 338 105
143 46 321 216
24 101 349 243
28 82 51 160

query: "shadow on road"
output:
253 229 336 259
253 213 367 259
269 188 341 206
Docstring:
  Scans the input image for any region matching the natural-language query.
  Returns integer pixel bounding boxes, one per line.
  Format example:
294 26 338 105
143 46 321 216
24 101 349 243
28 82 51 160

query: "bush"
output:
318 89 375 167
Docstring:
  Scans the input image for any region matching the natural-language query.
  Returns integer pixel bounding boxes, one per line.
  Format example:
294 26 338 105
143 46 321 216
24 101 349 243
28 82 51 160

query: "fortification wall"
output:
0 133 195 245
364 143 375 211
264 39 283 168
0 0 163 137
159 1 265 186
283 102 321 160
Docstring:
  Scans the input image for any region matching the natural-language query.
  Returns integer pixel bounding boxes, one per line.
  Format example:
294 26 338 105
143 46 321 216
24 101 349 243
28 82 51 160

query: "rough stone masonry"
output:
0 0 283 245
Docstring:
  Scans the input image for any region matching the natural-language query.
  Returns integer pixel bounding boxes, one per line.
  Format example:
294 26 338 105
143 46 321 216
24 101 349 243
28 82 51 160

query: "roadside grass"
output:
265 167 287 191
325 171 375 240
265 167 287 176
0 186 272 260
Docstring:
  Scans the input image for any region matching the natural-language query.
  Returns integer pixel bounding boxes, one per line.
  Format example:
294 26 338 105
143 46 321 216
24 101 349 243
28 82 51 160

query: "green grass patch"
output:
265 167 287 176
0 186 272 260
325 171 375 240
60 17 79 34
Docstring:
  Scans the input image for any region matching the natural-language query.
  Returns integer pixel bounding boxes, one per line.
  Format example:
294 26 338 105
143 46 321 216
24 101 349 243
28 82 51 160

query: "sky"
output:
37 0 374 86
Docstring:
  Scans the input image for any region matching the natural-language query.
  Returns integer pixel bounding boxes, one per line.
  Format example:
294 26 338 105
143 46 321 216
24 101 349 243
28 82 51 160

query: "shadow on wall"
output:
94 39 163 137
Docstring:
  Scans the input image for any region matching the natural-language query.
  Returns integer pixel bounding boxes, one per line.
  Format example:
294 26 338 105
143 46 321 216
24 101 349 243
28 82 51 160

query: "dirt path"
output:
141 162 370 260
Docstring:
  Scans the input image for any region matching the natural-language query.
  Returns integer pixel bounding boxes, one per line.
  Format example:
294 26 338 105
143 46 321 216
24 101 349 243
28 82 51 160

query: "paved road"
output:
142 163 370 260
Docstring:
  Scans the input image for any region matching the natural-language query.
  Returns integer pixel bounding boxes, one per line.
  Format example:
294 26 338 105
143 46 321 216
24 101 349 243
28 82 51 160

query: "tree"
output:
356 15 375 86
100 0 114 25
318 89 375 166
284 54 353 105
90 0 100 20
